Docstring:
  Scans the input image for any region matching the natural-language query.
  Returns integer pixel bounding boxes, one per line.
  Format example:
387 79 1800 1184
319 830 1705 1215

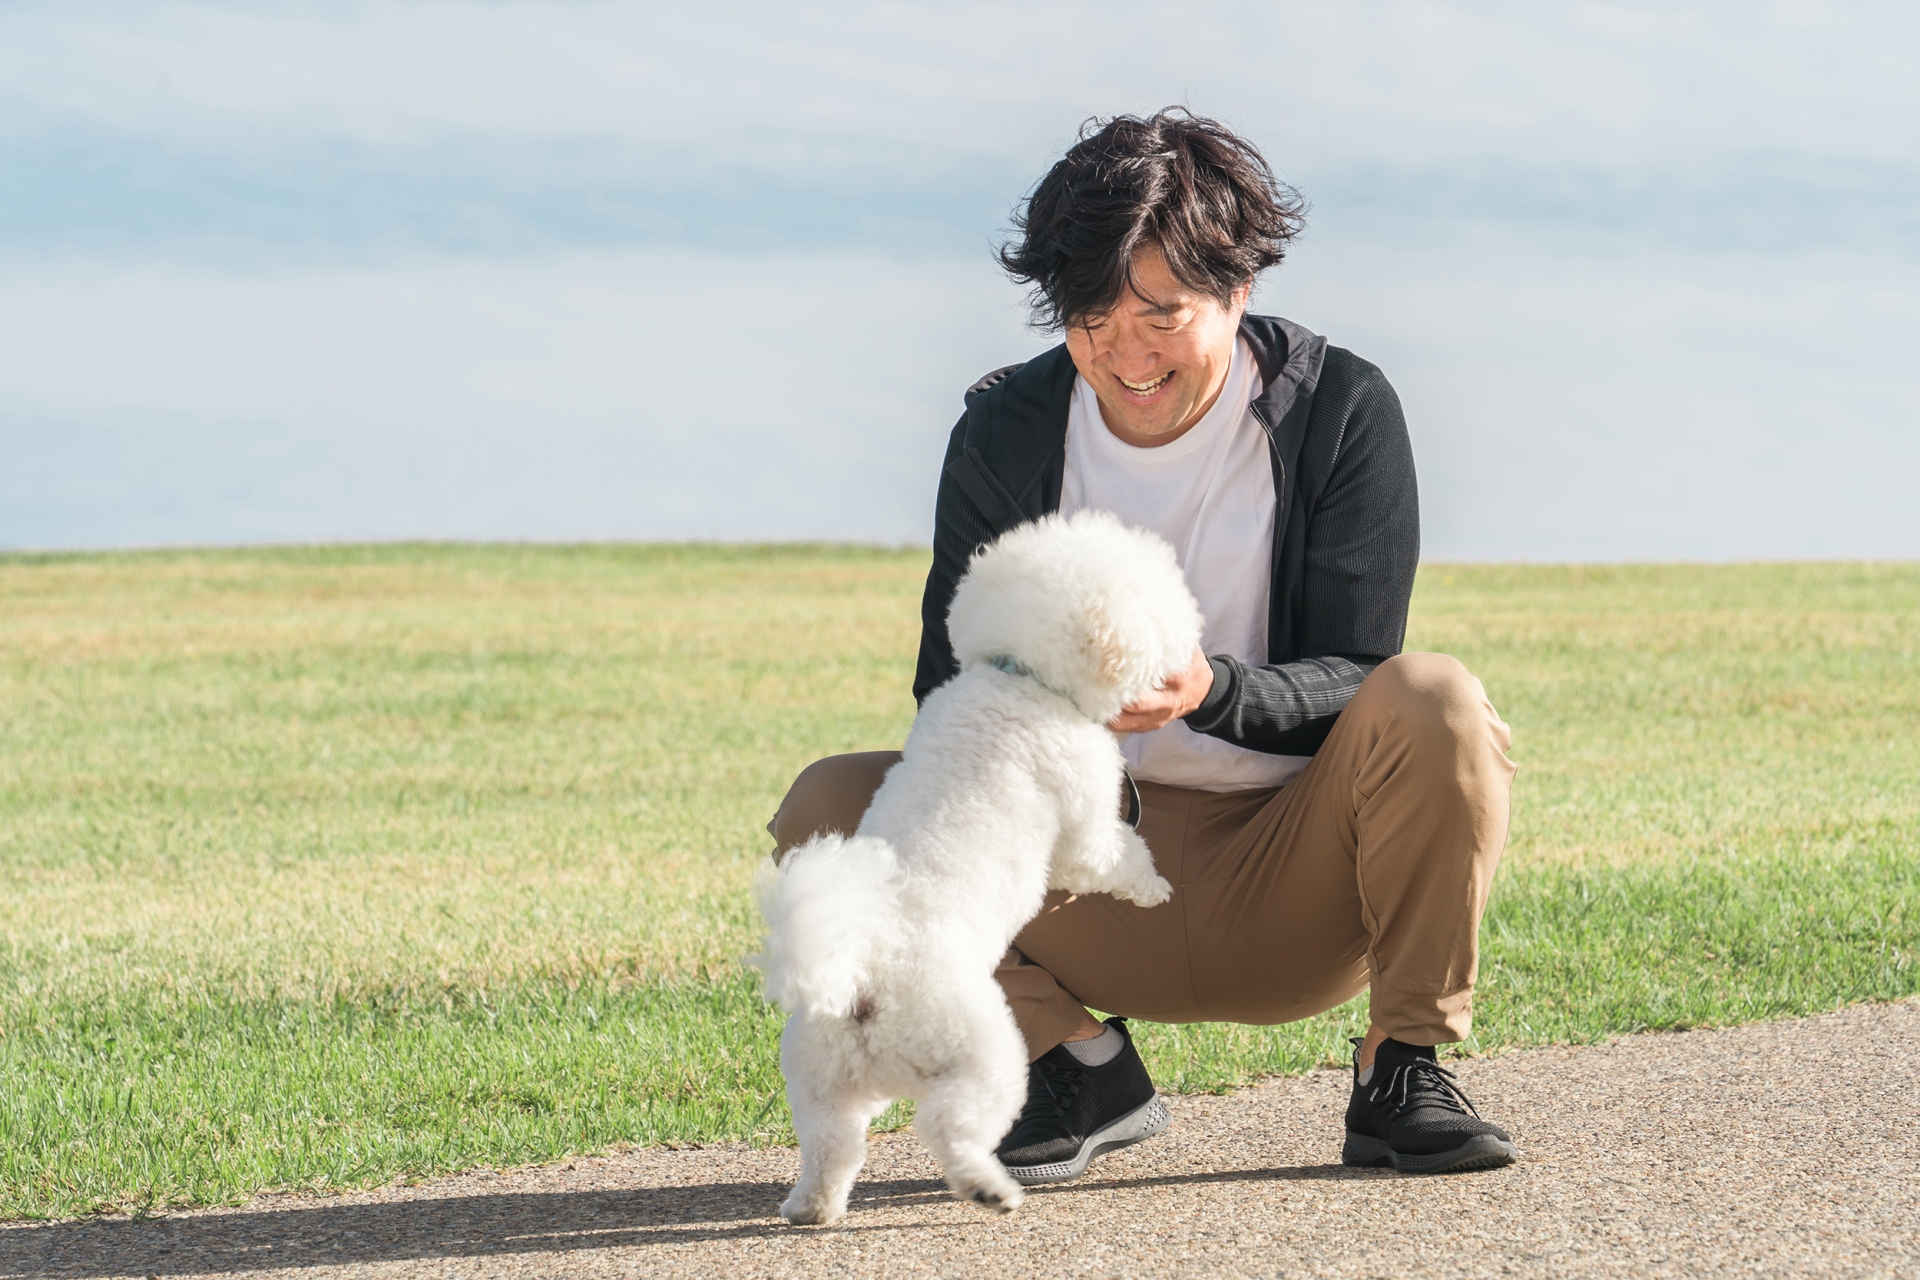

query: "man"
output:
771 109 1520 1179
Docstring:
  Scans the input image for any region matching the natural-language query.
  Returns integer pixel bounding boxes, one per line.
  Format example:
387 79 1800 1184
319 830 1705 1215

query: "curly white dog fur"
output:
758 510 1203 1226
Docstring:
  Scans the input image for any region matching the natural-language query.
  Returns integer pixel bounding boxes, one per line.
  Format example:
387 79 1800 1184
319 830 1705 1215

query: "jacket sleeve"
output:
913 417 1002 704
1181 356 1420 755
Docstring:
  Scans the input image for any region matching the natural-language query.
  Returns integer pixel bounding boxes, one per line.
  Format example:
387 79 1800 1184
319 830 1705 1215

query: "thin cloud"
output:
1 1 1916 554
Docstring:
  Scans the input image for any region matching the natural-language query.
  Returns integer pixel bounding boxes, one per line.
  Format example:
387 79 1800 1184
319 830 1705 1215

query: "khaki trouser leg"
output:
766 651 1516 1059
1014 652 1515 1049
766 750 900 856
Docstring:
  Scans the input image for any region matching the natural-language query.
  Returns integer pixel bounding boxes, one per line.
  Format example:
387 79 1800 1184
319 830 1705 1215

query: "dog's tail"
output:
755 833 904 1020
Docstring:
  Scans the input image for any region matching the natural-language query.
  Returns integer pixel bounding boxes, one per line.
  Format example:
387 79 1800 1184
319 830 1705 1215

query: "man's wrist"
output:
1181 655 1237 730
1182 654 1217 716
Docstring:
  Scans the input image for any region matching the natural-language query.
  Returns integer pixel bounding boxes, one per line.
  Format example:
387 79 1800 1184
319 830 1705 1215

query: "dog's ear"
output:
1083 597 1131 687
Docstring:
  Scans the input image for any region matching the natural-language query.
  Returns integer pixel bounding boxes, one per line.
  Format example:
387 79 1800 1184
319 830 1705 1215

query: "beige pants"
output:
769 653 1516 1062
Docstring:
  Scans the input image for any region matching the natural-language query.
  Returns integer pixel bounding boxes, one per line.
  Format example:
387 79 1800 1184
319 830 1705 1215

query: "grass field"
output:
1 546 1915 1218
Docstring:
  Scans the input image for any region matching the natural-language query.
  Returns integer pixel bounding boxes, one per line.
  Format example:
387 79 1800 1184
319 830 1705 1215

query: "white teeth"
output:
1119 372 1172 393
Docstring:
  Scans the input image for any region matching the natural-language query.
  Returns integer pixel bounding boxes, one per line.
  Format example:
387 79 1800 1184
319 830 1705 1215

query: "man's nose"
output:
1105 332 1161 376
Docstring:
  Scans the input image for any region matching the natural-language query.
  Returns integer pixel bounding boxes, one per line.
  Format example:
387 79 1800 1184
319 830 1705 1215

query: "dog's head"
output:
946 510 1203 723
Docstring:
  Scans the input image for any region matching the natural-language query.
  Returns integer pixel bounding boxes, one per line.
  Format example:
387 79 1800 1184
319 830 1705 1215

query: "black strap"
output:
945 446 1024 532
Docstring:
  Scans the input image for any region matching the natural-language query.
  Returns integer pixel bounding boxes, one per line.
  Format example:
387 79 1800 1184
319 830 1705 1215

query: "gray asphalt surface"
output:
7 999 1917 1279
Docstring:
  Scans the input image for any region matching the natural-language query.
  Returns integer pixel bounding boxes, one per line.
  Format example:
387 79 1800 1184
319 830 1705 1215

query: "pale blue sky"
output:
3 1 1917 557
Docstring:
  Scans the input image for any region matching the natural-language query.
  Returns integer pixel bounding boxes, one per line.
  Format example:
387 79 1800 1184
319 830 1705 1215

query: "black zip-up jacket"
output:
913 313 1420 758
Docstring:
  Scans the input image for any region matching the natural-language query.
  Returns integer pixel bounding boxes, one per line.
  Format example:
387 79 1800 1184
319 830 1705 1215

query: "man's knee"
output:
769 750 901 858
1357 653 1506 754
1371 651 1480 704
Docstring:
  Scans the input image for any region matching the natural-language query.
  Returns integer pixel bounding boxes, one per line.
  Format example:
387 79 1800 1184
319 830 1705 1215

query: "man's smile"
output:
1117 371 1174 395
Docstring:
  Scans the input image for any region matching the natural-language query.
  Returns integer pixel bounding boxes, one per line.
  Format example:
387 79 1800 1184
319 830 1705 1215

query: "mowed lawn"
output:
1 546 1915 1218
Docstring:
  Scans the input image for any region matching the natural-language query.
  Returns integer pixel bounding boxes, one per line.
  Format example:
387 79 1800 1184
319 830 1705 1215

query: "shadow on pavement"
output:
1068 1162 1389 1191
0 1179 894 1278
0 1164 1381 1277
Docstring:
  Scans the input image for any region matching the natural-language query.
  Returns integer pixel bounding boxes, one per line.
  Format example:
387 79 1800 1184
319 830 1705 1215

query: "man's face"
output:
1063 244 1250 448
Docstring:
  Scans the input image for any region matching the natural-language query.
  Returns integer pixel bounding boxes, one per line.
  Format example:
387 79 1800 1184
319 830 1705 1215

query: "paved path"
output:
7 1000 1918 1279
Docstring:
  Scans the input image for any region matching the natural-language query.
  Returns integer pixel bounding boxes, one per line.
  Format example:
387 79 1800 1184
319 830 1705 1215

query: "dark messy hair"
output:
998 108 1307 331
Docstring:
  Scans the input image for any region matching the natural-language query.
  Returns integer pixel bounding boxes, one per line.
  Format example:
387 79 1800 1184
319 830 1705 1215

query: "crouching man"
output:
771 109 1520 1179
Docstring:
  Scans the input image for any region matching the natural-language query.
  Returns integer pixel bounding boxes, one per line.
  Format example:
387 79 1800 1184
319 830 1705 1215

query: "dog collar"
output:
982 654 1085 714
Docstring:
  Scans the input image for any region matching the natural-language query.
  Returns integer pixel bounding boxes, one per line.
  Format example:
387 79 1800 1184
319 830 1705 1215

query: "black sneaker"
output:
1342 1036 1519 1174
996 1017 1171 1184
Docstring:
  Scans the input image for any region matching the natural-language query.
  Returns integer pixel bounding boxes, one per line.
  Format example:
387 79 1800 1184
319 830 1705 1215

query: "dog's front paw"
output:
1120 873 1174 908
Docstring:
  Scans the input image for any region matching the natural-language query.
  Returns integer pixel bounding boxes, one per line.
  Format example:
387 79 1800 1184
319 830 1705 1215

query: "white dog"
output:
758 510 1203 1226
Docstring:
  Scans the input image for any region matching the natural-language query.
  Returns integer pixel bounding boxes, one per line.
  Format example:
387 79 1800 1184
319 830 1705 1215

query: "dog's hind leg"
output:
782 1086 884 1227
912 996 1028 1215
778 1020 884 1226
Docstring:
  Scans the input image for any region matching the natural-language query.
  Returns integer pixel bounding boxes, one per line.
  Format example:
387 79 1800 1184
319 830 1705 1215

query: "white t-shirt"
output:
1060 337 1312 792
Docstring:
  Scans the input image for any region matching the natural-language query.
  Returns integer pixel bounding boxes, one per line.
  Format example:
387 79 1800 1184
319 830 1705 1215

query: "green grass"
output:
1 548 1915 1217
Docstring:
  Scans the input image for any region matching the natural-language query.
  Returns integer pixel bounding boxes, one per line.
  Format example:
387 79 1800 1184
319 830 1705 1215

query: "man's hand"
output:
1108 647 1214 734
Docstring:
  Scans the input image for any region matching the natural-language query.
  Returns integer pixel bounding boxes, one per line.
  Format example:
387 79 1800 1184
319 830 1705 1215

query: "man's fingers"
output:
1109 648 1211 732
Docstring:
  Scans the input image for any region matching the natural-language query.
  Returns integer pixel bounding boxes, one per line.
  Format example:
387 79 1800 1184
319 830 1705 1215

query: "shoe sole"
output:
1003 1094 1171 1185
1341 1131 1519 1174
